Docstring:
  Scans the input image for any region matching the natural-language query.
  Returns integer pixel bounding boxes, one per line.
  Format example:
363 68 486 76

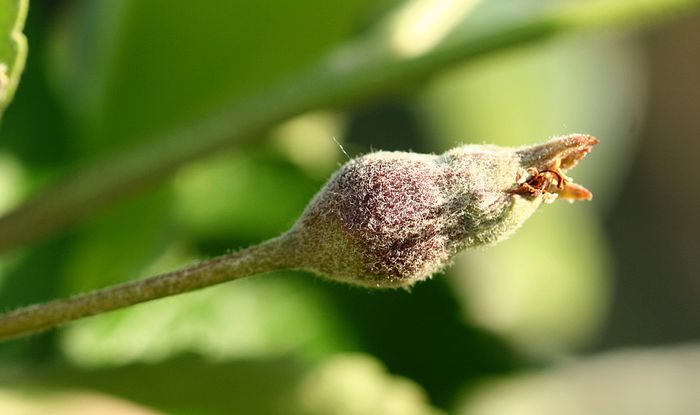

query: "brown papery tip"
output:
558 134 598 170
517 134 598 171
513 134 598 202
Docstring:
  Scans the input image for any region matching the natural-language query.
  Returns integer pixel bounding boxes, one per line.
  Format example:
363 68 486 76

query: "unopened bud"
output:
283 134 598 288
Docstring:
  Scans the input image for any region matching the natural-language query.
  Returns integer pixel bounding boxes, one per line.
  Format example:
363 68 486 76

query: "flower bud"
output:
283 134 598 288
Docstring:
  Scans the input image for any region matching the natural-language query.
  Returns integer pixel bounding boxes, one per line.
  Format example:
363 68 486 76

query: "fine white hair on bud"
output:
282 134 598 288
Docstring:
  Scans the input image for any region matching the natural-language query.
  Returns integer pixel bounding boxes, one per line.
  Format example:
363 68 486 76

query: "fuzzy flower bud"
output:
0 135 599 341
283 134 598 288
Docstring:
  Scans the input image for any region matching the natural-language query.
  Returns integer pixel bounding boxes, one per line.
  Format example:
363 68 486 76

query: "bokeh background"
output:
1 0 699 414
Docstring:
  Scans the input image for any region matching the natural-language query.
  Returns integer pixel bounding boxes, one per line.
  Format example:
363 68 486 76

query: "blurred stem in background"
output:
0 0 698 255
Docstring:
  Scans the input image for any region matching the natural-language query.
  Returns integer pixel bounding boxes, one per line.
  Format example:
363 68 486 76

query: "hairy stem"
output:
0 237 291 341
0 0 698 253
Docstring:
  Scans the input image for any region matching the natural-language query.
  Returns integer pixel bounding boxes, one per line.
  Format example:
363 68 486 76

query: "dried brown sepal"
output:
512 134 598 203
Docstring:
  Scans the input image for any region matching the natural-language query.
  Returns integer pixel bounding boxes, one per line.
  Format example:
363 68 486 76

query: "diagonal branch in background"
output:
0 0 698 254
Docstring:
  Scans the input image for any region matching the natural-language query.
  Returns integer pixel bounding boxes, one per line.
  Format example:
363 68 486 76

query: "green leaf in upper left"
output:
0 0 28 121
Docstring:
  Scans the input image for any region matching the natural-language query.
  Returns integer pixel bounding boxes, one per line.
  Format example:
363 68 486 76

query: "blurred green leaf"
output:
0 0 27 120
60 273 356 367
0 386 159 415
173 150 319 242
4 354 442 415
297 355 444 415
48 0 380 156
0 5 74 169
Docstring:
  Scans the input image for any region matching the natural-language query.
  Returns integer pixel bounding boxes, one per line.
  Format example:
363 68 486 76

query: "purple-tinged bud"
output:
283 134 598 288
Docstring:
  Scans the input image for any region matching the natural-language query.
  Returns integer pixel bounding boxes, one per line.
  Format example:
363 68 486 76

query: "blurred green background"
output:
1 0 700 413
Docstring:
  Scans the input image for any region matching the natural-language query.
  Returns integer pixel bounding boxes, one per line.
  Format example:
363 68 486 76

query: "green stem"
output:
0 237 290 341
0 0 698 254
